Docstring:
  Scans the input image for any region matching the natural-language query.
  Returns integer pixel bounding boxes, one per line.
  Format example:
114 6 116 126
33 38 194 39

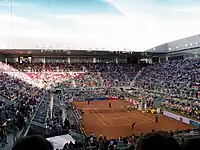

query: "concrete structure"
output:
0 50 142 64
146 34 200 62
147 34 200 53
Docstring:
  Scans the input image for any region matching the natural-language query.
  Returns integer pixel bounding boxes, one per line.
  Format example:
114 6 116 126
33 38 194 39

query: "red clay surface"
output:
74 100 193 139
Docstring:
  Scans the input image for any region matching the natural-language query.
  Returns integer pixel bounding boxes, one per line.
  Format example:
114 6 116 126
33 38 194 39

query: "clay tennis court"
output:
74 100 193 139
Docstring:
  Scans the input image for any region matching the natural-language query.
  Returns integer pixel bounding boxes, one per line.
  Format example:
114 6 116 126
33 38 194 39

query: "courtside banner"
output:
189 120 200 128
125 98 139 105
163 110 190 124
74 110 81 120
108 96 118 100
85 97 108 101
189 119 200 128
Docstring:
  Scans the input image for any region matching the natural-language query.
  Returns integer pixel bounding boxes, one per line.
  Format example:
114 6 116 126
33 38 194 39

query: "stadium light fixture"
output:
176 46 179 49
153 48 155 50
185 44 188 47
196 42 198 45
190 43 193 46
168 48 172 50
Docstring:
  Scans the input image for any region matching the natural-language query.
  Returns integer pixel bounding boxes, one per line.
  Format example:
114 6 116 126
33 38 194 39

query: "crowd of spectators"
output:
10 62 139 73
12 129 200 150
61 128 200 150
1 59 200 149
135 59 200 98
62 88 123 100
0 63 47 147
161 98 200 120
62 134 134 150
9 62 140 88
134 58 200 120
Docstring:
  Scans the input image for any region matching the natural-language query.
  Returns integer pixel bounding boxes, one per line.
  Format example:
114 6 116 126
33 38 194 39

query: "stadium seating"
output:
134 58 200 120
1 60 200 149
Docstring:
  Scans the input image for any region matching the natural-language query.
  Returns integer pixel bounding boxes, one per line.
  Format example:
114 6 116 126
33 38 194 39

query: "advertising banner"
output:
163 110 190 124
189 120 200 128
108 96 118 100
74 110 82 120
85 97 108 101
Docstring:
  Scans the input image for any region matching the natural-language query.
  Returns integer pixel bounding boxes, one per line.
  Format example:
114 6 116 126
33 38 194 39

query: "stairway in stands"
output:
130 67 145 87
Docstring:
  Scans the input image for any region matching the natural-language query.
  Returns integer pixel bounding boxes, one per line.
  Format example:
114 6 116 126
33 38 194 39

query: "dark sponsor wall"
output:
152 57 159 63
127 56 138 64
7 57 16 63
0 55 5 62
168 55 184 61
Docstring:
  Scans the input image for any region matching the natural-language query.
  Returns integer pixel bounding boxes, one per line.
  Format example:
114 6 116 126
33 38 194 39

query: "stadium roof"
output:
1 0 200 51
147 34 200 53
0 49 142 57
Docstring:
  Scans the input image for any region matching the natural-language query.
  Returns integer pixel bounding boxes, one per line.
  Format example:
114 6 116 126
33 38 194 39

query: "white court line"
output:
93 108 114 126
133 111 153 122
111 121 148 127
109 116 134 120
111 123 132 127
92 110 110 127
85 106 110 127
86 107 152 128
114 112 122 118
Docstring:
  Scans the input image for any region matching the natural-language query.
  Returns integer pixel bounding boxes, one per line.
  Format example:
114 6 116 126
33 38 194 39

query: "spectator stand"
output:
132 87 200 121
19 93 49 139
69 107 86 143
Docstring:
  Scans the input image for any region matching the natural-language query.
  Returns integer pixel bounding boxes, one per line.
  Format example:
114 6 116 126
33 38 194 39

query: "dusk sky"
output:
0 0 200 51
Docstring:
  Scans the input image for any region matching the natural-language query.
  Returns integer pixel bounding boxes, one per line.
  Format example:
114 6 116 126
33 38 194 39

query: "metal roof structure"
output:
0 49 142 57
147 34 200 53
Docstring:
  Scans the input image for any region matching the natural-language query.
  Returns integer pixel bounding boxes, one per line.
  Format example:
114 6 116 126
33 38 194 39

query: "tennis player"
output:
132 122 136 130
155 115 158 123
109 102 111 108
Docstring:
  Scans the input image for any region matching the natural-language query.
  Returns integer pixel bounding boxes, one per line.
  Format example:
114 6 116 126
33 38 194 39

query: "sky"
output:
0 0 200 51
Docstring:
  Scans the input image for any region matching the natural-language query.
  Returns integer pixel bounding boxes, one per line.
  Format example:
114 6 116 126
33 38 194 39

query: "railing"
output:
72 109 86 142
17 94 47 138
70 131 85 143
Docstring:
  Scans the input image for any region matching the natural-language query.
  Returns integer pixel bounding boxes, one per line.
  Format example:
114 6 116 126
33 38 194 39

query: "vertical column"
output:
5 57 7 64
42 58 46 71
68 57 70 64
195 50 198 58
115 57 118 64
149 58 153 64
138 102 143 110
50 93 54 119
93 57 96 63
144 103 147 109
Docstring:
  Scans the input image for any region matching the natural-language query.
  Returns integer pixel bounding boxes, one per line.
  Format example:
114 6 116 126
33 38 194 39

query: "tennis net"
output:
83 107 127 114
